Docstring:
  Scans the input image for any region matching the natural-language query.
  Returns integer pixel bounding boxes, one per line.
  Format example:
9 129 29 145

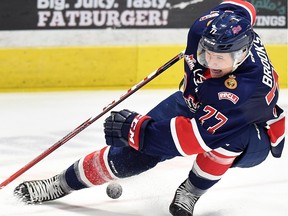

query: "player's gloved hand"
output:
104 109 152 150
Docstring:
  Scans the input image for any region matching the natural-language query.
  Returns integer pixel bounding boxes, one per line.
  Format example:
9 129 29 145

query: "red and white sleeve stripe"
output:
170 116 212 156
221 0 257 25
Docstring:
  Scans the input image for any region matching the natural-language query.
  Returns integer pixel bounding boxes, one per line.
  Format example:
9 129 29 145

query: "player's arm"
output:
103 88 262 157
103 109 209 156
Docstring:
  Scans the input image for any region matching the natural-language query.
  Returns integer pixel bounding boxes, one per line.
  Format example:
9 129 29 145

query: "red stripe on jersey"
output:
267 115 285 146
82 147 113 185
265 70 279 105
222 0 257 25
174 117 208 155
195 151 236 176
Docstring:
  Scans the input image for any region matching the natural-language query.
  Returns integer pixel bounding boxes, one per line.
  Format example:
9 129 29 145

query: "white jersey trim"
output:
191 118 212 152
170 118 211 156
214 147 242 157
266 112 285 126
102 146 118 179
171 118 188 156
205 152 236 165
271 134 285 147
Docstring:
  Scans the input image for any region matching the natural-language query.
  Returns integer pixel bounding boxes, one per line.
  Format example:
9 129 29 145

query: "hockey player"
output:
14 1 285 215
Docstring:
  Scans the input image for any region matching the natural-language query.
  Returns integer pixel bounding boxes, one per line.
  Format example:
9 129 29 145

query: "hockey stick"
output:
0 50 185 190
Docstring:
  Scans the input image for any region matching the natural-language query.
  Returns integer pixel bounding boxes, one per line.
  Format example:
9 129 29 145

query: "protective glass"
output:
197 41 246 72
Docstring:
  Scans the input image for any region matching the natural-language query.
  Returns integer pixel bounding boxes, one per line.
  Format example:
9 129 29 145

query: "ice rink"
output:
0 89 287 216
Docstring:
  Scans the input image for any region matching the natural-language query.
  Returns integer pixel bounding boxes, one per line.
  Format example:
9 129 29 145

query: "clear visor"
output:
197 42 247 72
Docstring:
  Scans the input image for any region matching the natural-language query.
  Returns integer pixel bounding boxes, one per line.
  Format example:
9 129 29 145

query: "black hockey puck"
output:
106 182 122 199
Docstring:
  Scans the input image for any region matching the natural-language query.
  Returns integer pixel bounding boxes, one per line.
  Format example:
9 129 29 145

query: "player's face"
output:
205 51 234 78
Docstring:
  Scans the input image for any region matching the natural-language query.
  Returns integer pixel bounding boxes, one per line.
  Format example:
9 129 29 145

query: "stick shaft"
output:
0 50 184 189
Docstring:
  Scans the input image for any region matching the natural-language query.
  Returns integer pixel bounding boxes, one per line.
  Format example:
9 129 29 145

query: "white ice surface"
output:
0 89 287 216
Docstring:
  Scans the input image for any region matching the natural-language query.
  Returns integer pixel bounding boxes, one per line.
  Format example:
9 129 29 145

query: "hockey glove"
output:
104 109 152 151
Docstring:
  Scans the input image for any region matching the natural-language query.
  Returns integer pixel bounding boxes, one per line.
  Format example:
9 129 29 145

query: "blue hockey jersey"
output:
140 0 285 159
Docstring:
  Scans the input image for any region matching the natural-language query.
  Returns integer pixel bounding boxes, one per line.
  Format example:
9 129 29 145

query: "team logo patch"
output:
184 54 196 71
232 25 242 34
218 92 239 104
224 75 237 89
